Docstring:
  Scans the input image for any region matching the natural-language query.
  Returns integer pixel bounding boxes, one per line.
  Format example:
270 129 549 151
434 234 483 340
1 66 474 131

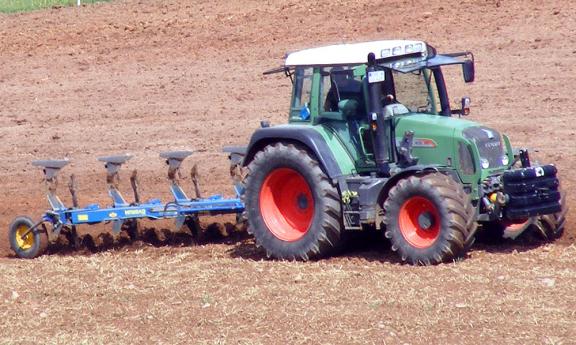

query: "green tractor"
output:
231 40 566 265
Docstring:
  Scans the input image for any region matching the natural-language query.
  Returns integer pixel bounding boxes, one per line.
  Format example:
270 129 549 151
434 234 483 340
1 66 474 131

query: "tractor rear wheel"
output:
383 173 475 265
244 142 342 260
9 216 49 259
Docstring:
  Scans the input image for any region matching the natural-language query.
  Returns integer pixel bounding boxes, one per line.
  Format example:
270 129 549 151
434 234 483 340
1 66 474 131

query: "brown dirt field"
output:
1 0 575 343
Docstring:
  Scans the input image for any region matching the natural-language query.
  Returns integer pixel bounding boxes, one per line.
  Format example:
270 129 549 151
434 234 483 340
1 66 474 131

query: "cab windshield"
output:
385 69 440 114
320 66 441 116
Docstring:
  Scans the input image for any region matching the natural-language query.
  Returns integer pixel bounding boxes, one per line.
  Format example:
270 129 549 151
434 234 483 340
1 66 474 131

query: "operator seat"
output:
324 69 364 114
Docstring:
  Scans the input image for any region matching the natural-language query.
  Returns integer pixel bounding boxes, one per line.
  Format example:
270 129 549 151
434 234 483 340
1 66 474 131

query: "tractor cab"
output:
268 40 475 123
265 40 476 175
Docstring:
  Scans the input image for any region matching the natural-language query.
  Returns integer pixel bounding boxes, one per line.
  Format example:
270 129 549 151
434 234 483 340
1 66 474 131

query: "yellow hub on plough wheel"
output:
15 225 34 250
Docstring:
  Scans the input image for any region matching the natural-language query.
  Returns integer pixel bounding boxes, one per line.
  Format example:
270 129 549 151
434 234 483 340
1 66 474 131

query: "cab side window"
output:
319 67 364 117
290 67 313 121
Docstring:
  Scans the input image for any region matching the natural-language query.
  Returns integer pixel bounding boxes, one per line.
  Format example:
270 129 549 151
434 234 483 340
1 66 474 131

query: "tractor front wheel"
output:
383 173 475 265
244 142 342 260
9 216 49 259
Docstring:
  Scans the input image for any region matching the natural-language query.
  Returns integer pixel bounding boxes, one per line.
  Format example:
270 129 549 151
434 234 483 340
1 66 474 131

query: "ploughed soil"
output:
1 0 575 343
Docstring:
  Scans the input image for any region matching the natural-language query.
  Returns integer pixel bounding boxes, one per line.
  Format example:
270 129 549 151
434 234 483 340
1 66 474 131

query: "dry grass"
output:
0 0 107 13
1 241 575 344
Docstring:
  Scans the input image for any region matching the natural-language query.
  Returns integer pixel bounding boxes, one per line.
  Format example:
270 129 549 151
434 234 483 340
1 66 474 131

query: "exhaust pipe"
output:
367 53 391 176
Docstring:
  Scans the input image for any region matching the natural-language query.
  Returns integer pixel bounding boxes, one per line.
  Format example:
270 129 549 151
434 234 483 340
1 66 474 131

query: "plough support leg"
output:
130 169 141 204
160 150 193 202
191 164 202 199
97 154 133 207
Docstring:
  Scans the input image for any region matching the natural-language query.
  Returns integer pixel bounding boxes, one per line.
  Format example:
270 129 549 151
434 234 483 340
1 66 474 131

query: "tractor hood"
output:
394 114 509 172
395 113 478 134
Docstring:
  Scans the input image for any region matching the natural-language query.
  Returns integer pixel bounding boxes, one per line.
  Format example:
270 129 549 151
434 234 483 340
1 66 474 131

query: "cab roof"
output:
284 39 429 67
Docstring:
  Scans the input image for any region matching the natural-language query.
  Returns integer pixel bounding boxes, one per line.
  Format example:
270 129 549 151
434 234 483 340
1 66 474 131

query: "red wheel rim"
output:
398 196 440 248
259 168 314 242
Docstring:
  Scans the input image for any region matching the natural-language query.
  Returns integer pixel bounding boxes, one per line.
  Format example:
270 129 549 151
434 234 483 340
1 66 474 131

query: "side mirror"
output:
463 60 475 83
461 97 471 116
451 97 471 116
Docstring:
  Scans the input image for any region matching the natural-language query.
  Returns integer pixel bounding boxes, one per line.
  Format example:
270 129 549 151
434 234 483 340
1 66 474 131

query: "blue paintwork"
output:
28 152 246 241
40 184 244 228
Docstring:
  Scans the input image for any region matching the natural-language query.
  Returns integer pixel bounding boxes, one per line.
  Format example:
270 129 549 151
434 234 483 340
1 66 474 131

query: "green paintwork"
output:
312 125 358 175
394 114 514 198
422 69 439 115
284 65 515 201
264 124 358 176
395 114 477 194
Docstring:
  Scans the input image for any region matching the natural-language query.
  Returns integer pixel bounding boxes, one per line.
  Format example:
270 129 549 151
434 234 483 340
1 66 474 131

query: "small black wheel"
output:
9 216 49 259
383 173 475 265
244 142 342 260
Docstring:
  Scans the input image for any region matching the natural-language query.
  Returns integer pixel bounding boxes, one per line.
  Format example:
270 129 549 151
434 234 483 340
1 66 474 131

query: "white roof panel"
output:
285 40 427 67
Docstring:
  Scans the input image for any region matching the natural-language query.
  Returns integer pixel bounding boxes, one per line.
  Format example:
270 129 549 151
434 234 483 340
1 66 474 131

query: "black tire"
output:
383 173 475 265
9 216 49 259
243 142 342 260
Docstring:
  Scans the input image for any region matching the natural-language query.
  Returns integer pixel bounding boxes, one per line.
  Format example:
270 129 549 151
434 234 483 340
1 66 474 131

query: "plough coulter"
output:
9 151 244 258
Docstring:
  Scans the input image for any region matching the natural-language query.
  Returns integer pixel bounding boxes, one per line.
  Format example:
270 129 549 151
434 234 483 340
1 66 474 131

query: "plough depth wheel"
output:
9 216 48 259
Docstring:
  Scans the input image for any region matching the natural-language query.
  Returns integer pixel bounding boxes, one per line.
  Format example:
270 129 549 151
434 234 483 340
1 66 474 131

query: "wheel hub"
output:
417 211 435 230
15 225 34 250
259 168 315 242
398 196 441 248
297 193 309 210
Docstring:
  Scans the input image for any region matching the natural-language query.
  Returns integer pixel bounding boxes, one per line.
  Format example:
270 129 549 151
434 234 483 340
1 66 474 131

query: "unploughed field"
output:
1 0 576 344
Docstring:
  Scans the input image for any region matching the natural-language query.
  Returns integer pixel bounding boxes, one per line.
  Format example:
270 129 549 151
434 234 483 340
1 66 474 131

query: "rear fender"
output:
243 126 349 180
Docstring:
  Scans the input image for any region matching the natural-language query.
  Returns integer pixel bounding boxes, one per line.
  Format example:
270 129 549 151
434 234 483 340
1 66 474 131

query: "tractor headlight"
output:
501 155 509 166
480 158 490 169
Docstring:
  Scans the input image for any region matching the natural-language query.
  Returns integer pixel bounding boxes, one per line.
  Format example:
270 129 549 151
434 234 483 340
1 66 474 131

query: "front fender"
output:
379 165 447 203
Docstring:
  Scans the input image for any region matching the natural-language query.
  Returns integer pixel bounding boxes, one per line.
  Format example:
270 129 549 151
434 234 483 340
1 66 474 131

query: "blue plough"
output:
9 150 245 258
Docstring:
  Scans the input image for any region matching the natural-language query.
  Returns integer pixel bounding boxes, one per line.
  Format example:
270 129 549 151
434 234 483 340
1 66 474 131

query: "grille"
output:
463 126 504 168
